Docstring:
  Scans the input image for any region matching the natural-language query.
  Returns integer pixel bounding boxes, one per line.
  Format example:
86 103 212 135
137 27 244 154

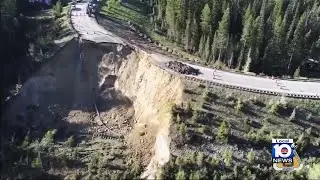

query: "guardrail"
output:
122 41 320 100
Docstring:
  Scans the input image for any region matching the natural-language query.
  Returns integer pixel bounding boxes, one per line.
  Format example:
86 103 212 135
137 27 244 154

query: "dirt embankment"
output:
97 45 185 179
4 38 184 178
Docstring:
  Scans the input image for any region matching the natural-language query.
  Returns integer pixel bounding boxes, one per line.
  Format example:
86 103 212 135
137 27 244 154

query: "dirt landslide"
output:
4 37 185 179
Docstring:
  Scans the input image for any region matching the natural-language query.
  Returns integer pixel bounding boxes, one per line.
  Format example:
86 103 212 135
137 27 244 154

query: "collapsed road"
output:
70 2 320 99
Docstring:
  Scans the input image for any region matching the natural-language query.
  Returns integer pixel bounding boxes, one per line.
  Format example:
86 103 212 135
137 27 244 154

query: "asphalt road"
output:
70 2 123 44
70 3 320 98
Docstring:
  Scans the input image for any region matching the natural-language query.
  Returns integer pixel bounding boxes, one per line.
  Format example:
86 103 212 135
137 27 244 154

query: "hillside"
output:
166 82 320 179
1 0 320 179
1 38 320 179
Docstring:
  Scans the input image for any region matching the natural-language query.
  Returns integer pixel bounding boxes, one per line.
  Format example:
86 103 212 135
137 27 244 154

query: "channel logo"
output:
272 139 303 171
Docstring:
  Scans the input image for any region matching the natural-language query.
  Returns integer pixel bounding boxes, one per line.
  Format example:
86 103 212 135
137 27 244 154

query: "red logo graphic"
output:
281 147 288 154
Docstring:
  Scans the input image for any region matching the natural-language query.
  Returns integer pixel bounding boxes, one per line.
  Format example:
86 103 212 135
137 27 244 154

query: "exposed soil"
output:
165 61 200 75
3 37 140 178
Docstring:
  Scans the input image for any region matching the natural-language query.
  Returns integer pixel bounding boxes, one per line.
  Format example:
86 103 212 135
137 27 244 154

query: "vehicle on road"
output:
86 0 99 17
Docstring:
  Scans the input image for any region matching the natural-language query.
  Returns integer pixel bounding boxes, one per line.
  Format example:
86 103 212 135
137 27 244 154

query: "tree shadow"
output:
243 105 262 118
228 134 249 149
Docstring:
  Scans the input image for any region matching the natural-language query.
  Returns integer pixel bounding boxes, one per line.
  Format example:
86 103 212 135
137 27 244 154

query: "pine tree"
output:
247 149 255 164
175 0 187 43
211 0 222 35
175 169 185 180
198 35 205 56
184 11 192 51
165 0 176 40
243 47 252 72
240 6 253 66
156 168 165 180
215 7 231 63
237 45 245 70
272 0 283 24
256 0 267 69
217 120 229 142
190 14 199 53
241 6 253 44
204 35 211 61
290 13 307 73
273 15 283 42
211 32 218 63
286 2 300 44
201 4 212 35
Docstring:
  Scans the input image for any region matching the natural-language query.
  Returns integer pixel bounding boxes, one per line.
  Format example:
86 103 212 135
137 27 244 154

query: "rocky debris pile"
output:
165 61 200 75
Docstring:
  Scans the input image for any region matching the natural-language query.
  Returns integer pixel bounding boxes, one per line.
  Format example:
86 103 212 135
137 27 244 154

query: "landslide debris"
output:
165 61 199 75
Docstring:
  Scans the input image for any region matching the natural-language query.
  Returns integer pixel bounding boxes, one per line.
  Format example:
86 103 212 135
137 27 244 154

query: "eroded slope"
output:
2 39 185 179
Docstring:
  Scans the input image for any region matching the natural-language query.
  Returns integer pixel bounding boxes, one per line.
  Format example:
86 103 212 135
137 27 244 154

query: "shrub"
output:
269 131 275 140
246 128 269 144
276 130 284 138
31 155 42 169
243 165 252 176
130 160 142 178
306 113 313 121
176 114 182 123
190 110 202 124
234 165 239 178
40 129 57 148
217 121 229 143
175 169 185 180
202 88 210 101
185 152 196 164
175 156 185 167
296 133 311 153
225 92 234 101
21 132 30 148
235 98 244 114
198 98 206 109
308 163 320 180
268 101 280 115
221 174 229 180
289 108 296 121
110 173 120 180
169 103 178 115
156 168 165 180
279 95 288 109
53 0 63 18
315 138 320 146
186 102 193 114
244 118 252 132
196 126 205 134
196 151 204 166
209 155 220 168
306 127 312 135
189 171 201 180
65 136 75 147
223 148 232 167
178 123 187 136
250 96 260 104
247 149 255 164
294 67 301 78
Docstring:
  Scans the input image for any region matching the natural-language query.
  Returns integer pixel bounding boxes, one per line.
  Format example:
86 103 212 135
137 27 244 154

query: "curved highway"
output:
70 2 123 44
70 2 320 99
